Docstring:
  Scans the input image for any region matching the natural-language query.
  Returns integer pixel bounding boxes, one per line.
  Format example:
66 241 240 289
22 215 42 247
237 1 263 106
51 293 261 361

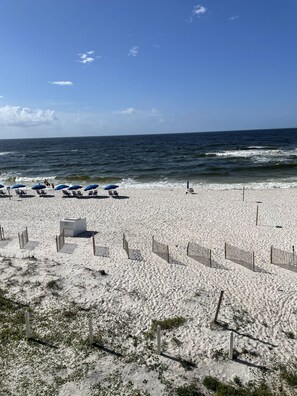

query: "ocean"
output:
1 128 297 189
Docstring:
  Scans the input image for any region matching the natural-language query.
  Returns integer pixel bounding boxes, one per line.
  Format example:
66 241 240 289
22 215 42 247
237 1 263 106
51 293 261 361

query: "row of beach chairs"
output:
62 189 119 197
62 190 98 197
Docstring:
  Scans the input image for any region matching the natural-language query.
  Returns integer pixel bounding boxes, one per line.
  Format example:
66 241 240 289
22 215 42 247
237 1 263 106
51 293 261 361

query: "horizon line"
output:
0 126 296 141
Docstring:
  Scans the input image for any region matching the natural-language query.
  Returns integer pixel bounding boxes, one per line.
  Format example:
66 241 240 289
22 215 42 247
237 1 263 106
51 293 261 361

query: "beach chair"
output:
88 190 93 196
108 190 113 196
62 190 71 197
186 188 194 194
77 190 83 197
41 190 47 196
113 190 119 196
93 190 98 196
36 190 41 196
72 191 77 197
20 190 27 196
0 190 5 196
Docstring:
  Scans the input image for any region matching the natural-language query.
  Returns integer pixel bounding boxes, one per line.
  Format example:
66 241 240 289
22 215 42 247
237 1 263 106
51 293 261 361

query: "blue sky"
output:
0 0 297 138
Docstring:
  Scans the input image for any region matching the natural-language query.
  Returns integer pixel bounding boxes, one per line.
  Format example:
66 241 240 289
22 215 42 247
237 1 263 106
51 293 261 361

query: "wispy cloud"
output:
193 5 207 16
128 46 139 57
77 50 95 64
0 105 56 127
115 107 160 117
48 81 74 86
229 15 239 21
115 107 137 115
0 96 3 99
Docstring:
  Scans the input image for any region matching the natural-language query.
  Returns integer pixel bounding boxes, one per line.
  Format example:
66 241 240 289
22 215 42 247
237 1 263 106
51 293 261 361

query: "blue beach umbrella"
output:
32 184 46 190
84 184 99 191
11 183 26 189
104 184 119 190
68 185 82 190
0 184 5 189
54 184 69 190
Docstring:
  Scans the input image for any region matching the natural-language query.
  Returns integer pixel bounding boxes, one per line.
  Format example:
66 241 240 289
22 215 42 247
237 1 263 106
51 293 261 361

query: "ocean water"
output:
0 128 297 189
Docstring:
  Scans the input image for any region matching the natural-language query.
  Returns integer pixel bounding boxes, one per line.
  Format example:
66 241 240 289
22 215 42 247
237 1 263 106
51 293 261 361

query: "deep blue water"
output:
1 128 297 188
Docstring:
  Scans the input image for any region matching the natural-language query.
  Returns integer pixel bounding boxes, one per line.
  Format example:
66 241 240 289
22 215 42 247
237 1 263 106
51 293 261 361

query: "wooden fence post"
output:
229 331 234 360
242 187 245 202
187 181 189 189
92 234 95 255
252 252 255 272
270 246 273 264
157 325 161 355
224 242 227 259
186 242 190 256
256 205 259 226
209 249 212 268
88 317 94 345
25 311 31 339
214 290 224 324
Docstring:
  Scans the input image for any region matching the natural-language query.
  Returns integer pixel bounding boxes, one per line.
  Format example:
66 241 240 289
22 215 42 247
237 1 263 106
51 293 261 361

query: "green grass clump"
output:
280 367 297 388
202 377 220 392
175 383 203 396
203 376 278 396
151 317 186 332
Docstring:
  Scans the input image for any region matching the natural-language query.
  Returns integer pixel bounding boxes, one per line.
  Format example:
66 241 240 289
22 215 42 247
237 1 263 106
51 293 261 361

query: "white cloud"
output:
0 95 3 99
115 107 160 117
49 81 73 86
229 16 239 21
193 5 207 16
0 105 56 127
128 46 139 57
115 107 137 115
77 50 95 64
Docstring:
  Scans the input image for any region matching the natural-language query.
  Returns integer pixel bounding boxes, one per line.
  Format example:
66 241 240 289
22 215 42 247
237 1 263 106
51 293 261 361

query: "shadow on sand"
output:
93 342 123 357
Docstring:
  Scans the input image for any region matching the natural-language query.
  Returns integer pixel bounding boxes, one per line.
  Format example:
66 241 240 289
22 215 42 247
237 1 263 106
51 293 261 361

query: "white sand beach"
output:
0 187 296 395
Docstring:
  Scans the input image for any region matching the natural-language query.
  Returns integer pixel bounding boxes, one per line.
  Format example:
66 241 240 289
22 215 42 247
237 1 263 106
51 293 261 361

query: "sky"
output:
0 0 297 139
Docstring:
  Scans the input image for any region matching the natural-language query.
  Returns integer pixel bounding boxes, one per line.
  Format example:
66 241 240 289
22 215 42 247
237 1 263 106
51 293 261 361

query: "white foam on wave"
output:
15 175 57 182
120 177 297 190
0 151 14 156
207 148 297 162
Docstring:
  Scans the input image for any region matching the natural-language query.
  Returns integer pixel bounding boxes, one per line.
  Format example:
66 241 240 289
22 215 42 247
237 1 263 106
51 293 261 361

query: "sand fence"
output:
152 236 169 263
224 242 255 271
0 225 4 240
122 234 143 261
18 227 39 251
0 224 9 248
55 230 65 252
92 234 109 257
2 223 297 273
187 241 212 267
270 246 297 273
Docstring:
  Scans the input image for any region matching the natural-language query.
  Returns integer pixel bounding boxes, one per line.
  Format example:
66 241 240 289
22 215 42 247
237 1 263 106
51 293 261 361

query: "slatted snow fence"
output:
152 236 169 263
225 242 255 271
187 241 212 267
18 227 29 249
270 246 297 273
